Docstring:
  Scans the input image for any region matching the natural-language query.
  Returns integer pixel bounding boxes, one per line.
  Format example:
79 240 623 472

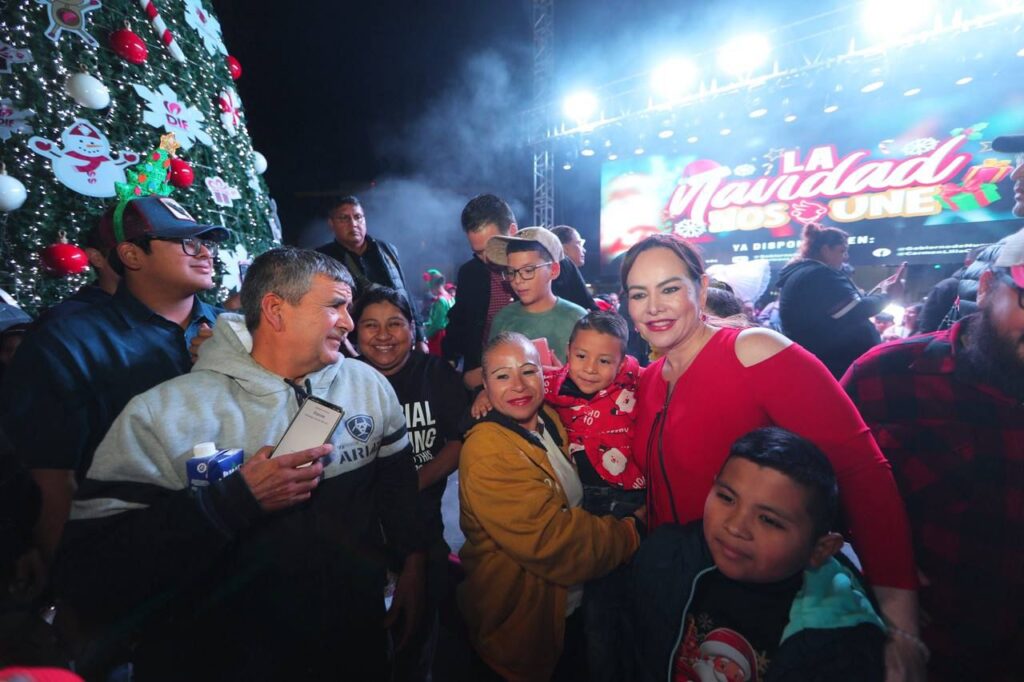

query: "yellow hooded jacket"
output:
458 406 641 682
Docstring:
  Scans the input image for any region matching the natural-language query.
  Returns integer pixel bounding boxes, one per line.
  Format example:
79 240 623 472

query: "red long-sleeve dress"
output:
632 326 917 588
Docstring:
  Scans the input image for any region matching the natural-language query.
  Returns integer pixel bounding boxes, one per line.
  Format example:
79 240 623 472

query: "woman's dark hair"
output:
620 234 707 291
722 427 839 538
351 285 414 326
704 288 744 319
798 222 849 261
569 310 628 354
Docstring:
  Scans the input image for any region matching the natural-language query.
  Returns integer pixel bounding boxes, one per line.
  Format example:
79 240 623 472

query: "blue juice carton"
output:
187 442 244 489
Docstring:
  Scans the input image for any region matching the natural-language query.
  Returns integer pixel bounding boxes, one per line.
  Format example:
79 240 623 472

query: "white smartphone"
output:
272 396 344 460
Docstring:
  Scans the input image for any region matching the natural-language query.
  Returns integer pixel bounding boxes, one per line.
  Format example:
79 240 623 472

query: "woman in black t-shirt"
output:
353 285 469 682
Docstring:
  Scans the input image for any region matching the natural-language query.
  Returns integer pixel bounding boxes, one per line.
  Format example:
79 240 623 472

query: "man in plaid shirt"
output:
842 215 1024 679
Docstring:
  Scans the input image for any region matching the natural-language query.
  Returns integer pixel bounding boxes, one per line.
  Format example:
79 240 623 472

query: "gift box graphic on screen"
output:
934 179 1001 212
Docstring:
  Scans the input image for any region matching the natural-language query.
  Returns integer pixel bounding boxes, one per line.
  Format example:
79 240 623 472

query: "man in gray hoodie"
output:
55 248 423 681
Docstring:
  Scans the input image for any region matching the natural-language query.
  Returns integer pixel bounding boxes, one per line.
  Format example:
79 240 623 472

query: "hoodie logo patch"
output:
346 415 374 443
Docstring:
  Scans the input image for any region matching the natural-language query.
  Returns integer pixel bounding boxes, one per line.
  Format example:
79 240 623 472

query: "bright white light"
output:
562 162 572 170
717 34 772 75
861 81 885 93
1018 47 1024 57
720 128 732 136
608 153 619 160
784 114 797 123
687 136 699 143
863 0 932 40
749 108 768 118
824 104 839 113
651 57 699 99
955 76 973 85
634 147 645 155
563 90 598 123
580 148 596 157
658 129 675 139
903 87 921 96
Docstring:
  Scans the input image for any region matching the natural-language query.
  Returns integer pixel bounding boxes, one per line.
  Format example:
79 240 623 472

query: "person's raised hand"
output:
470 391 493 419
239 444 331 512
190 322 213 364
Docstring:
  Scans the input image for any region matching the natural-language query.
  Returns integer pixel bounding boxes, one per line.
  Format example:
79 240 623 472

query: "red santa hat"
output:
699 628 757 681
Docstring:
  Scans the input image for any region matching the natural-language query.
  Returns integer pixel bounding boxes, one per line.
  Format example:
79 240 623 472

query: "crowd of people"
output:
0 138 1022 682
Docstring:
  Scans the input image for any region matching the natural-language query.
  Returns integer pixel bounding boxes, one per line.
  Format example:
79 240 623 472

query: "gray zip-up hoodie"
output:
56 313 420 680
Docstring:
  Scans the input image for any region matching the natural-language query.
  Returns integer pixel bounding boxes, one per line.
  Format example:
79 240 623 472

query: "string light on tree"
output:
1 0 274 313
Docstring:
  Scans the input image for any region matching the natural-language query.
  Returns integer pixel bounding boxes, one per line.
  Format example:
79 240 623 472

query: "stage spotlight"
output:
784 114 798 123
749 108 768 118
651 57 699 99
717 34 772 76
562 162 573 170
863 0 932 40
608 153 619 161
955 76 973 85
824 104 839 113
903 87 921 96
720 128 732 136
860 81 885 93
659 129 675 139
687 135 699 143
581 148 596 157
563 90 599 124
634 147 645 155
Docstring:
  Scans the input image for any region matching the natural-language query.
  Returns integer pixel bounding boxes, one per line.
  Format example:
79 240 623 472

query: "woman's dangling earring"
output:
700 312 708 323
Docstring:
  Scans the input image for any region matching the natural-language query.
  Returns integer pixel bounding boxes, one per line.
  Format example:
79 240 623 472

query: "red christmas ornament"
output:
226 54 242 80
41 231 89 277
110 27 148 65
169 157 195 188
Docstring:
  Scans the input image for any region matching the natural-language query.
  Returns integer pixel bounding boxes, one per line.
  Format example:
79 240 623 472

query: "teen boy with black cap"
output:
1 195 228 565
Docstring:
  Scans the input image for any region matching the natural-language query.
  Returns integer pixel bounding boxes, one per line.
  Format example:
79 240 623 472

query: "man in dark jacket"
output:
316 195 425 344
443 194 596 389
633 428 886 682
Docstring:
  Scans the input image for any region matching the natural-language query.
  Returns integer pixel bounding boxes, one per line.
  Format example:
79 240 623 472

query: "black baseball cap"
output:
98 196 230 246
991 135 1024 153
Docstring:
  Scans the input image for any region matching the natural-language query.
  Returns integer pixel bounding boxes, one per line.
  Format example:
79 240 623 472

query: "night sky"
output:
213 1 534 246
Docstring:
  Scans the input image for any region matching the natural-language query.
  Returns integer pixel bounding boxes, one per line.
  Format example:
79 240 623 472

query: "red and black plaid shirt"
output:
841 316 1024 680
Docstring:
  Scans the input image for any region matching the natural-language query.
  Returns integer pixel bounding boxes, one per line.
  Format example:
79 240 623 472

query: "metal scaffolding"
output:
531 0 554 228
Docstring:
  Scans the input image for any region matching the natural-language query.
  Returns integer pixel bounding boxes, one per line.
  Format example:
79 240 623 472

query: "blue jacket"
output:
633 522 886 682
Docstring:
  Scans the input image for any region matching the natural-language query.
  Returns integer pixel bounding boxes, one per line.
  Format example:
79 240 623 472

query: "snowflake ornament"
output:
673 219 707 239
733 164 756 177
902 137 939 156
763 147 786 162
183 0 227 56
132 83 213 150
35 0 101 47
0 99 35 141
877 139 895 155
218 242 250 293
0 42 33 74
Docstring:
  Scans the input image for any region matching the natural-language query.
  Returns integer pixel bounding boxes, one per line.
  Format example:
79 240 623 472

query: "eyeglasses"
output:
994 268 1024 310
150 236 219 257
501 262 553 282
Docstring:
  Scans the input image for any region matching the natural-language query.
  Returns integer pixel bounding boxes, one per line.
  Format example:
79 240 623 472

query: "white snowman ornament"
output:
28 118 139 197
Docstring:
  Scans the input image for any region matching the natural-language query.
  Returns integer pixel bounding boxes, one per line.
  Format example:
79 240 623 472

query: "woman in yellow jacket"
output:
458 332 642 682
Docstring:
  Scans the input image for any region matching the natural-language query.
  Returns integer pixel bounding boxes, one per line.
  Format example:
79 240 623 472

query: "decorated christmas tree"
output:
0 0 279 314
